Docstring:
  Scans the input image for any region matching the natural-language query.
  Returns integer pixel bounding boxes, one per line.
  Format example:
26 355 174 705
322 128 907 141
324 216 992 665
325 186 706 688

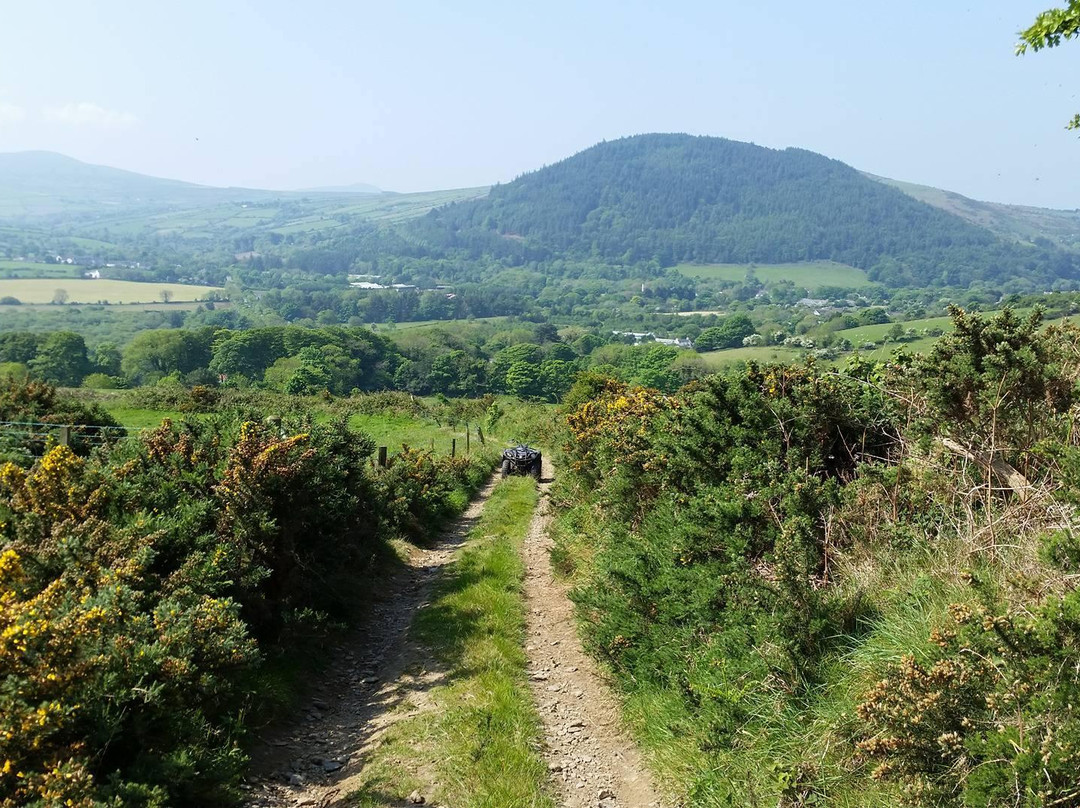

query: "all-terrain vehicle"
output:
501 445 542 480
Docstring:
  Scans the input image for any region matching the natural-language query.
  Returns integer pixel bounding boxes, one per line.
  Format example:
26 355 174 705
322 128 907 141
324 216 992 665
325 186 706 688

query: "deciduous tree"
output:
1017 1 1080 129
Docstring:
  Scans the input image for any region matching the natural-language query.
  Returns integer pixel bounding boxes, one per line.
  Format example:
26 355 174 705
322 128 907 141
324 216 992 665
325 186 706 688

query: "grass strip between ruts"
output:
347 475 553 808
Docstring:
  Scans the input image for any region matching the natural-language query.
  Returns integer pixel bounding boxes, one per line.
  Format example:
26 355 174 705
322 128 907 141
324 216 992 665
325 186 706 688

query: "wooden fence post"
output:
466 426 470 454
58 425 71 447
477 426 485 445
451 438 456 458
377 446 387 468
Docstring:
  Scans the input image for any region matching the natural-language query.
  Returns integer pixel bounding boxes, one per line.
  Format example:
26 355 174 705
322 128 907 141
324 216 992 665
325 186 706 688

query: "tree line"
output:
0 321 719 402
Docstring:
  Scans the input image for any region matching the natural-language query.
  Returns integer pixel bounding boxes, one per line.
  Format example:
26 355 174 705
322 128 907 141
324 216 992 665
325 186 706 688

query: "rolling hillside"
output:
866 172 1080 252
0 151 279 219
413 134 1080 288
0 151 489 242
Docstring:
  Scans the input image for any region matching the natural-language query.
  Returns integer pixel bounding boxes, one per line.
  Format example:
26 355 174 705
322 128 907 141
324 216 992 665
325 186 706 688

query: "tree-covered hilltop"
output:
413 133 1079 287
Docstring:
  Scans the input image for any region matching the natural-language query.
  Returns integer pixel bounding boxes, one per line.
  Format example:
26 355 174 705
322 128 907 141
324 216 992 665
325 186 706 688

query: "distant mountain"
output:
301 182 383 194
414 134 1079 288
865 173 1080 253
0 151 386 221
0 151 261 218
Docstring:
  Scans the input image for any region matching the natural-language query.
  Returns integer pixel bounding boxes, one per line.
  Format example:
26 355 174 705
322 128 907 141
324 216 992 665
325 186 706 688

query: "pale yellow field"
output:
0 279 223 304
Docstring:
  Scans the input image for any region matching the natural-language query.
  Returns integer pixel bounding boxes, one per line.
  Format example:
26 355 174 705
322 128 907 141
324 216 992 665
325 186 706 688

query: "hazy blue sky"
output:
0 1 1077 207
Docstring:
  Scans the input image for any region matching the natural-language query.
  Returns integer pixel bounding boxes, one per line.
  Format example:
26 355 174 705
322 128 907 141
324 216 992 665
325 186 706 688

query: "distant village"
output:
611 331 695 349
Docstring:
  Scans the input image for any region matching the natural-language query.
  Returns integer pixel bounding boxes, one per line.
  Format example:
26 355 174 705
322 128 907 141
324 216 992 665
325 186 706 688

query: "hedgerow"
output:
0 385 495 806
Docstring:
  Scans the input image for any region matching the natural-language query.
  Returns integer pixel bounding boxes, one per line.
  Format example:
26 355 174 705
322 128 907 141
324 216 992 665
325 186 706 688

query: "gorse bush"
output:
0 397 494 806
0 445 259 806
894 306 1079 478
857 581 1080 806
375 446 493 540
563 362 898 691
555 308 1080 806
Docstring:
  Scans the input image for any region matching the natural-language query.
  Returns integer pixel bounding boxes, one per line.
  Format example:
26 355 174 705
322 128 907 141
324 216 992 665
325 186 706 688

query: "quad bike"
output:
500 445 542 480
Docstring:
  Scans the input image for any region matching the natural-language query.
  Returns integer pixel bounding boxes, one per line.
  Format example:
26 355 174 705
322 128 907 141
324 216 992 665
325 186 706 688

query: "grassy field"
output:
0 261 83 279
674 261 869 288
14 300 231 313
700 314 956 368
347 477 553 808
376 315 508 334
834 315 956 344
347 412 471 455
0 278 223 304
699 345 805 368
97 406 177 430
699 308 1080 368
51 188 491 243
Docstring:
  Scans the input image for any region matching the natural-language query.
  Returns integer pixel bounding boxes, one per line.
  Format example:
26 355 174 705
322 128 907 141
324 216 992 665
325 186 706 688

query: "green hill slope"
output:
0 151 489 240
0 151 277 218
414 134 1079 288
865 172 1080 252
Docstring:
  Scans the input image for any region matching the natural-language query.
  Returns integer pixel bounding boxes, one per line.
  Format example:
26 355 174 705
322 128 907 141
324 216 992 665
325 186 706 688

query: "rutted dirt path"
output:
524 460 669 808
244 460 667 808
243 475 500 808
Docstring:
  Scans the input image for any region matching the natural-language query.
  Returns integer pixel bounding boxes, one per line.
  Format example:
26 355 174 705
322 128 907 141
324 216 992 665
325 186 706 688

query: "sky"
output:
0 1 1077 208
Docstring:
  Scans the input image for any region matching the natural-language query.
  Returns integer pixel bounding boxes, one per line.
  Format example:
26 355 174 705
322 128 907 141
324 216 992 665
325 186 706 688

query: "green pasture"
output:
834 315 956 344
832 307 1070 347
329 187 489 224
699 307 1079 369
0 261 82 279
0 278 223 304
64 236 118 250
699 345 804 368
269 218 345 235
50 187 490 242
99 406 178 430
347 412 473 455
675 261 870 288
376 315 509 334
96 398 479 460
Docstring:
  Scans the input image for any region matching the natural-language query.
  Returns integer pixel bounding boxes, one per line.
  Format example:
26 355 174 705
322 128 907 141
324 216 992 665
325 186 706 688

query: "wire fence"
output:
0 420 132 459
0 419 487 464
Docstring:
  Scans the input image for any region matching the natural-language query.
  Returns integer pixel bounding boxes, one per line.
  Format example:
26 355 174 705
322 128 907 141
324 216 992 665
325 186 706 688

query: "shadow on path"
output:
243 476 499 808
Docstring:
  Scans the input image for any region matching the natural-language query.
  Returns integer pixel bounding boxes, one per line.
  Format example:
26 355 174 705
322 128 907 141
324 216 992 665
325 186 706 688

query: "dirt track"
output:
243 476 499 808
243 462 667 808
523 460 668 808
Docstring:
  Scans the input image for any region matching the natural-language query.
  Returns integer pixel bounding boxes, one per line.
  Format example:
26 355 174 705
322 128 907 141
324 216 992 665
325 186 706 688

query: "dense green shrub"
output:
563 362 898 696
556 307 1080 805
0 402 495 805
895 307 1077 476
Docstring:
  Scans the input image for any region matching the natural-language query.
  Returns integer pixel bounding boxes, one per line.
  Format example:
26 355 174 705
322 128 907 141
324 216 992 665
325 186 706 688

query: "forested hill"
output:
413 134 1079 287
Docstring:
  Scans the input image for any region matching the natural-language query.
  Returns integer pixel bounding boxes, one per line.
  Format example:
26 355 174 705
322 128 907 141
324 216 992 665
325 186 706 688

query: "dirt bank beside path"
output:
523 459 670 808
243 475 500 808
